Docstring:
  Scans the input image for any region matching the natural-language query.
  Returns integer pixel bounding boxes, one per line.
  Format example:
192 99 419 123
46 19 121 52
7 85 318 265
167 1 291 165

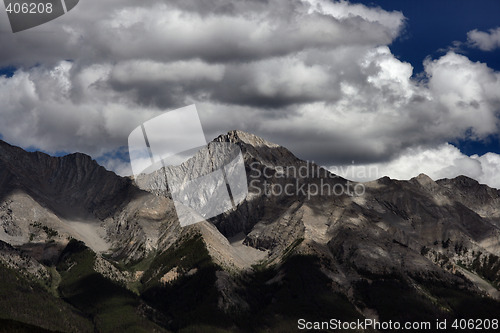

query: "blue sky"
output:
356 0 500 72
354 0 500 156
0 66 15 78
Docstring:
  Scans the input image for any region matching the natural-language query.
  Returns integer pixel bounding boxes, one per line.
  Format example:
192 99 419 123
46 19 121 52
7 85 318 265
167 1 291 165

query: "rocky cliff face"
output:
1 132 500 332
0 140 134 219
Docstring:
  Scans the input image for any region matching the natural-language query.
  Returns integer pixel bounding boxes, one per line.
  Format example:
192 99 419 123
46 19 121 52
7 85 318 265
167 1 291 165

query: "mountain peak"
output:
452 175 481 186
2 132 500 331
409 173 439 190
214 130 280 149
413 173 434 183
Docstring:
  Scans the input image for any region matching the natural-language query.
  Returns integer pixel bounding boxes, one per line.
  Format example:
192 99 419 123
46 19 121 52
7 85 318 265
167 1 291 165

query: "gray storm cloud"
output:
0 0 499 187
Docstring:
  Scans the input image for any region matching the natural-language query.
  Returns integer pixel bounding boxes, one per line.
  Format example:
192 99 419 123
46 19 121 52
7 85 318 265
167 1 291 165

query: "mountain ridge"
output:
1 132 500 331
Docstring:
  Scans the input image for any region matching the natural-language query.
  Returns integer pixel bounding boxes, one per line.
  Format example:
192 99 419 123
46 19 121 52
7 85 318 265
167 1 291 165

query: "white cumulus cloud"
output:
331 144 500 189
467 27 500 51
0 0 499 188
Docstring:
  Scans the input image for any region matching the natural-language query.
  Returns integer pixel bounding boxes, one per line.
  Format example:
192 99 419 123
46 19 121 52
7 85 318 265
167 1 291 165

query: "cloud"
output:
0 61 161 156
0 0 499 188
330 144 500 189
110 60 225 84
467 27 500 51
0 0 405 67
201 49 500 166
424 52 500 138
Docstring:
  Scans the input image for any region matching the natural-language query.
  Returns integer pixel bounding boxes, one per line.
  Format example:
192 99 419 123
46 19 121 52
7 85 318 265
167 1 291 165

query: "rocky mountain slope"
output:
0 131 500 332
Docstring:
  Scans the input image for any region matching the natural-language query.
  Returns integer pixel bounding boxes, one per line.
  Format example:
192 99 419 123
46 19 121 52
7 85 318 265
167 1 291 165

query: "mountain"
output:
1 131 500 332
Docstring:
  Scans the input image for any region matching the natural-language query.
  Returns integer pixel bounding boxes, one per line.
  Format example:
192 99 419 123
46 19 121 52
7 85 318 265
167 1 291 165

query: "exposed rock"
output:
1 131 500 329
0 240 50 282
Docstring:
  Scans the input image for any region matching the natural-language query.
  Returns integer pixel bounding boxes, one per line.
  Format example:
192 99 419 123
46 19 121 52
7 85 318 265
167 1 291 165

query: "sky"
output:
0 0 499 188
